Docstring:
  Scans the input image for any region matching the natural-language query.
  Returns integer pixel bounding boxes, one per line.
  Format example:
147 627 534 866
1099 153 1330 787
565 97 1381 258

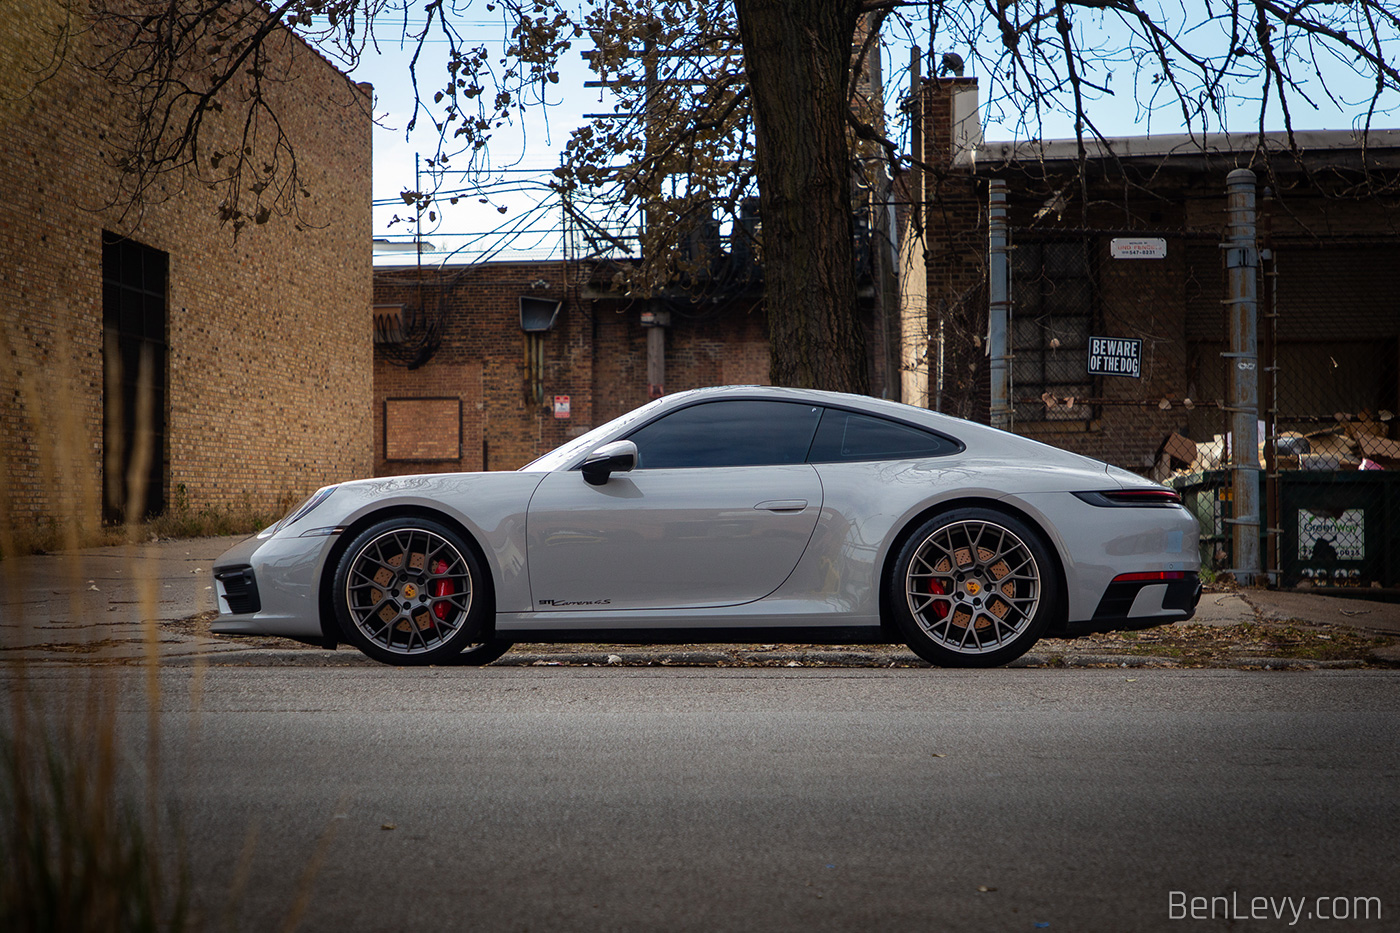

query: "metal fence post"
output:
1225 168 1262 585
988 179 1011 430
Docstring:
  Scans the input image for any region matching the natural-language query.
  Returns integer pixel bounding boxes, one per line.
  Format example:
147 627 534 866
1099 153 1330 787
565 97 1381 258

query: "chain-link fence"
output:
991 194 1400 590
1255 233 1400 589
1002 227 1228 460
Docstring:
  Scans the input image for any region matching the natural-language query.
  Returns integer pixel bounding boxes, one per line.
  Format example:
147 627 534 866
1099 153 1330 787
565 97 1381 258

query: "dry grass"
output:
0 499 278 561
1 329 198 930
1038 620 1400 667
0 704 191 931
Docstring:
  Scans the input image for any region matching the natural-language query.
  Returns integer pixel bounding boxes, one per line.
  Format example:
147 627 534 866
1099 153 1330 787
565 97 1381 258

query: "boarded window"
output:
384 398 462 461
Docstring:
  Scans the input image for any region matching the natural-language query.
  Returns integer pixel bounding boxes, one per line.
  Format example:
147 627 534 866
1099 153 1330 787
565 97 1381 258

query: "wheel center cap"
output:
965 581 981 596
401 583 418 599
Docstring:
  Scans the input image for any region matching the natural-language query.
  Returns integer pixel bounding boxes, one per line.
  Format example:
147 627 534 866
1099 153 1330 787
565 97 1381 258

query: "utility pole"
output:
1225 169 1261 585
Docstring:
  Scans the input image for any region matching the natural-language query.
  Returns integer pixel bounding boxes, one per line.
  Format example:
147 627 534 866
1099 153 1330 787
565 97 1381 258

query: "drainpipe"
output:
641 305 668 399
988 179 1011 430
1225 168 1261 585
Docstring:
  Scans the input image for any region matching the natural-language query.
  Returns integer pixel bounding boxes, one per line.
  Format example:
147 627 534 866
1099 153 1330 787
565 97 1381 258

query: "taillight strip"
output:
1073 489 1182 507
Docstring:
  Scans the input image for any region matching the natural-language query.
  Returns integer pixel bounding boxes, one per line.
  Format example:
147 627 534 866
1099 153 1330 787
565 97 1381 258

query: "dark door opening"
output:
102 232 168 522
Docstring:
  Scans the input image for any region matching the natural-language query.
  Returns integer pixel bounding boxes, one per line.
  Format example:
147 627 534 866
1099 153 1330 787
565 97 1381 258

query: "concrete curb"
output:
3 536 1399 669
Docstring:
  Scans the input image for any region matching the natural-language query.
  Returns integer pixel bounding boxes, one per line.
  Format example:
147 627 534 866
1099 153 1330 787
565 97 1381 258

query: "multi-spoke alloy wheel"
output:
332 518 509 666
890 508 1059 667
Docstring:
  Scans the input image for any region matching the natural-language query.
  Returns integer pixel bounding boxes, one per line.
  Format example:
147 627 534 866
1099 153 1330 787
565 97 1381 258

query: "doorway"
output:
102 232 168 522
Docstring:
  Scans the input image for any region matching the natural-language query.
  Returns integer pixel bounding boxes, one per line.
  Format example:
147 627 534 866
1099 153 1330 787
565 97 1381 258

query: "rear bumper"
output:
1054 572 1202 638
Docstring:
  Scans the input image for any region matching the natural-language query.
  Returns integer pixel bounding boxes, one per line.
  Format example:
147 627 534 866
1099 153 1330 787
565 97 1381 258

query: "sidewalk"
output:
2 535 1398 667
0 535 244 663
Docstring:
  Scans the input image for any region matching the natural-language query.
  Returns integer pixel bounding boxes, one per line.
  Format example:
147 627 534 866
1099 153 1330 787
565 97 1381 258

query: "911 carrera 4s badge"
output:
538 598 612 607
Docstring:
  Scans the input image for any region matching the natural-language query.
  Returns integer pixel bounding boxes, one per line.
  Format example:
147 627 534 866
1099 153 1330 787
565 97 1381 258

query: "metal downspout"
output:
988 179 1011 430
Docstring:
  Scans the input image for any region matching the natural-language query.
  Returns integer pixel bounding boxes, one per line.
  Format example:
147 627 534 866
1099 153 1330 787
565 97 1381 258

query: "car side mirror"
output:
581 440 638 486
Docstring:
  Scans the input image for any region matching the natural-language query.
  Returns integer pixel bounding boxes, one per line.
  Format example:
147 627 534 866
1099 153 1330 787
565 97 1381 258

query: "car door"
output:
526 400 825 611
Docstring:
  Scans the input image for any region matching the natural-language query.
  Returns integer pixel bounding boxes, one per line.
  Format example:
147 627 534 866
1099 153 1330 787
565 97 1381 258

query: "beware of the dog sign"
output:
1087 337 1142 378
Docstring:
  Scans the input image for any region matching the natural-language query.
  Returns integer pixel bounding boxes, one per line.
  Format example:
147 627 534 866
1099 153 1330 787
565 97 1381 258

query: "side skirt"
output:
496 626 892 646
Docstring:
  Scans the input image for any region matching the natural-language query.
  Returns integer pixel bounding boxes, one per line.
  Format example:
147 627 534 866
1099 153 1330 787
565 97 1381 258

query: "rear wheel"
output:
332 517 507 666
889 508 1059 667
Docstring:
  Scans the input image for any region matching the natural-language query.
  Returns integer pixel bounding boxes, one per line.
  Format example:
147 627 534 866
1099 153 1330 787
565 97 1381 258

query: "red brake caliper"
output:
927 578 950 620
431 559 453 621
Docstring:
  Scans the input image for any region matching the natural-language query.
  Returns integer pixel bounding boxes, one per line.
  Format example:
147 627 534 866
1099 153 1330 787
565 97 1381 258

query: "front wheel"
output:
332 517 502 666
889 508 1060 668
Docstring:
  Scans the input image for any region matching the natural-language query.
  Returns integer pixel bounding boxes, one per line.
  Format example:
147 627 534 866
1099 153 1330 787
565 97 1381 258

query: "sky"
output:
325 4 1398 262
341 17 595 261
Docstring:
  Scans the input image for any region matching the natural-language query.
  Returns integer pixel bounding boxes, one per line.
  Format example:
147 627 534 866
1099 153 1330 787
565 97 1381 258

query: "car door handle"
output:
754 499 808 512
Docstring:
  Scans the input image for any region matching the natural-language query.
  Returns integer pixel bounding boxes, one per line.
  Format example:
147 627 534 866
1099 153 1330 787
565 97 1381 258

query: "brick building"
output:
902 77 1400 473
372 255 772 474
1 0 373 536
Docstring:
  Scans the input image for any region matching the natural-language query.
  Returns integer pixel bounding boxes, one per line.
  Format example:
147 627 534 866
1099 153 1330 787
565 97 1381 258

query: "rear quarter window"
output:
808 409 960 462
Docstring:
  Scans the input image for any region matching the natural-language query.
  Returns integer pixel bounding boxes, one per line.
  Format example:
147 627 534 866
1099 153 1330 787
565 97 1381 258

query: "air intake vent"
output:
215 566 262 614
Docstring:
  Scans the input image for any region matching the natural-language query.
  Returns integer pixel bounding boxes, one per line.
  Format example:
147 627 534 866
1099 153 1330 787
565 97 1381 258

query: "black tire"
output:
889 507 1060 668
331 517 505 666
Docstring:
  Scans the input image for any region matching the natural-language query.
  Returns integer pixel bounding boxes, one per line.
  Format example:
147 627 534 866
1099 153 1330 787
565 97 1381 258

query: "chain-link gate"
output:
1259 230 1400 589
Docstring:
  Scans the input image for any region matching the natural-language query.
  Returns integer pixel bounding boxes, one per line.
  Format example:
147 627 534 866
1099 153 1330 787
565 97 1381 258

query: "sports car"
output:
212 385 1200 667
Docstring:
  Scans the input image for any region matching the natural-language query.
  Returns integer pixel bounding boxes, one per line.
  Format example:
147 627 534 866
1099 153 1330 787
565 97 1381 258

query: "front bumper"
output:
211 530 338 640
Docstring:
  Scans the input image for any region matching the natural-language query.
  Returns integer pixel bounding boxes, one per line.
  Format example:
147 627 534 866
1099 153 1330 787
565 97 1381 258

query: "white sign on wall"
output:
1110 237 1167 259
1087 337 1143 378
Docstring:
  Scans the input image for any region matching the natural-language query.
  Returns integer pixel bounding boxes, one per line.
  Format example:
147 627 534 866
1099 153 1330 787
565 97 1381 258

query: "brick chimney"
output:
919 77 981 169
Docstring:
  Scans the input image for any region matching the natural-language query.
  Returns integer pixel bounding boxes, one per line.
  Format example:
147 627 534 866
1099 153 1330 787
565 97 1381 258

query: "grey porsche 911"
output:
213 385 1200 667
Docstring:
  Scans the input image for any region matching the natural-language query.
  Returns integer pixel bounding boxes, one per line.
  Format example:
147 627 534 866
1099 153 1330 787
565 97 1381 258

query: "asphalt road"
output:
10 666 1398 932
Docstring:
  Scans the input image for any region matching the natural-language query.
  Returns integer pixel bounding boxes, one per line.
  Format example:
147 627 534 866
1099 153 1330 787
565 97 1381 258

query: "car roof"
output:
648 385 1108 468
651 384 976 435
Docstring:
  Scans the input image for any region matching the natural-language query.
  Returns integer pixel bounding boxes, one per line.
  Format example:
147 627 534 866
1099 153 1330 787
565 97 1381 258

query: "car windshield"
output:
518 395 671 473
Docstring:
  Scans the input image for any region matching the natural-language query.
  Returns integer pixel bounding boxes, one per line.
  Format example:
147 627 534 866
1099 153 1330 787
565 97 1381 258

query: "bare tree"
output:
556 0 890 392
73 0 1400 388
933 1 1400 200
86 0 575 233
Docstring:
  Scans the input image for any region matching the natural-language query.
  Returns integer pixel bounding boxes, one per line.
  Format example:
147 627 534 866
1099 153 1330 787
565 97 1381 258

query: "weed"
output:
0 708 191 931
0 502 277 560
1 329 198 929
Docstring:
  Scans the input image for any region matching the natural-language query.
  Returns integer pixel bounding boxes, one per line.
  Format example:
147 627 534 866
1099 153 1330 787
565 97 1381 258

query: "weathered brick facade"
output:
906 77 1400 471
1 0 373 532
372 260 771 473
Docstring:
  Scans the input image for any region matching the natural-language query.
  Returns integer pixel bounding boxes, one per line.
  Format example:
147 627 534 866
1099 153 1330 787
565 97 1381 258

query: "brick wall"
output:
373 262 591 473
372 265 772 473
1 0 373 531
912 77 1398 472
590 299 770 425
911 78 989 423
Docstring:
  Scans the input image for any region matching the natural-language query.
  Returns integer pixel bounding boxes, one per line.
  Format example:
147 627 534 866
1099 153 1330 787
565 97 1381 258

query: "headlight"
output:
281 485 338 529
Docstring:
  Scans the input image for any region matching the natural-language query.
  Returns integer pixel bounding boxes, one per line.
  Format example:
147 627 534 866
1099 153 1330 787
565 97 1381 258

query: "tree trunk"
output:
735 0 869 393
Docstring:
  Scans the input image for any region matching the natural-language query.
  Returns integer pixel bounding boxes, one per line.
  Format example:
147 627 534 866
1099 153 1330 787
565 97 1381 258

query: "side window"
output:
808 409 960 462
626 400 822 469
